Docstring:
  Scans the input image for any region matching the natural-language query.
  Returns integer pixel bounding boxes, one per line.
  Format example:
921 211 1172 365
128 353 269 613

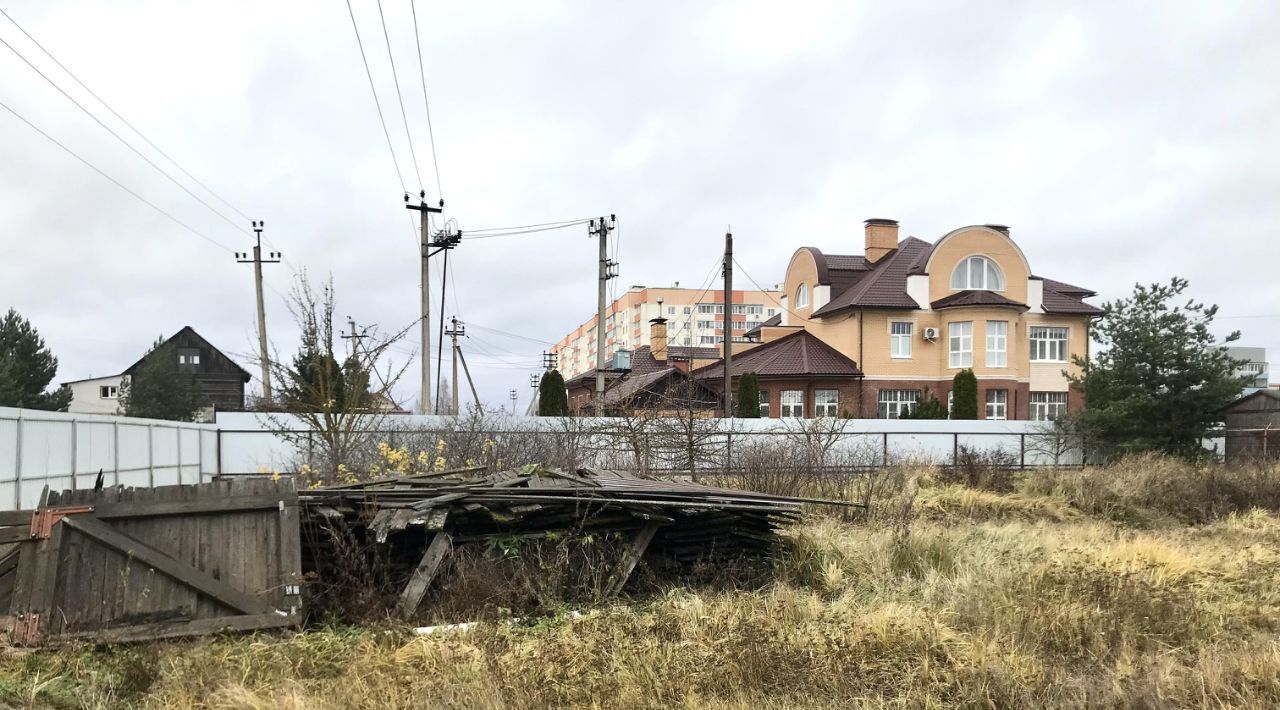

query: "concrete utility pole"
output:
341 317 368 359
588 215 618 416
509 388 518 414
445 317 465 415
722 230 734 417
235 221 280 405
406 192 443 414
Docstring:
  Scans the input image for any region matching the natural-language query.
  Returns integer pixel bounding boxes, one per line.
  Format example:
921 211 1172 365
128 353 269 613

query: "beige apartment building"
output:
755 219 1102 419
551 285 783 380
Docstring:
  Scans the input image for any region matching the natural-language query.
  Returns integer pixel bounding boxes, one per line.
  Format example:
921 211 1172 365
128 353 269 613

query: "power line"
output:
344 0 407 196
375 0 423 190
733 257 814 324
462 221 592 239
0 96 233 254
409 0 443 201
0 7 253 224
0 32 252 238
464 218 591 233
467 322 554 345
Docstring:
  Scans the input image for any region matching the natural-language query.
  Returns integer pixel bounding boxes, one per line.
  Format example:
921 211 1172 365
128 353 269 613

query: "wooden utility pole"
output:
445 317 465 415
456 345 481 410
235 221 280 405
722 230 734 417
588 215 617 416
406 192 442 414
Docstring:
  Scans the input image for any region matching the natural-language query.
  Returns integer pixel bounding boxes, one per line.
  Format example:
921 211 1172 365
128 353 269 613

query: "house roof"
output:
692 330 862 380
1219 389 1280 413
799 231 1101 317
667 345 721 361
811 237 933 315
930 290 1029 311
744 313 782 339
123 326 252 380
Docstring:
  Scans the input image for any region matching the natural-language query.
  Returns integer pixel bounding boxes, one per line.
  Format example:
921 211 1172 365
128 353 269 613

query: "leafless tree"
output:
262 272 410 479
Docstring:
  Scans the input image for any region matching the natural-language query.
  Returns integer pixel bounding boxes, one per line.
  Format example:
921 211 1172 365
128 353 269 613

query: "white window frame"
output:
948 321 973 368
815 389 839 418
759 390 770 418
1029 326 1069 362
1030 391 1068 421
878 390 919 419
950 255 1005 291
795 284 810 308
99 385 118 399
780 390 804 418
985 389 1008 420
986 321 1008 367
889 321 913 358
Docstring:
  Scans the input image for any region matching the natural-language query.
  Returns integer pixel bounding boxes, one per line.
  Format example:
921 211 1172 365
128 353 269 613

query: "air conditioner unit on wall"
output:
922 327 939 341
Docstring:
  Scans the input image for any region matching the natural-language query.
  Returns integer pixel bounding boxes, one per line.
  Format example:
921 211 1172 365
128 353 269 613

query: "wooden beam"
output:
61 611 298 644
88 494 286 519
606 521 661 597
0 527 32 545
62 516 271 616
394 531 452 619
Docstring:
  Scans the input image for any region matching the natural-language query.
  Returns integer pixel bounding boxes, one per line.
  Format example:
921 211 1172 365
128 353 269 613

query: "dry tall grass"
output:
4 458 1280 709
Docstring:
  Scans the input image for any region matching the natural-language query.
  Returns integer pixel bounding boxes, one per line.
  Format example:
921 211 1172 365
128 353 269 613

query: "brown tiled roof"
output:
811 237 932 315
1034 276 1096 297
1042 287 1104 315
692 330 862 380
667 345 720 361
803 231 1102 317
931 290 1029 311
744 313 781 339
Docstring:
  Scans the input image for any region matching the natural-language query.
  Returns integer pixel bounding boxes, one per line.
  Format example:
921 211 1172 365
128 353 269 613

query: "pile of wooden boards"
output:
299 466 852 618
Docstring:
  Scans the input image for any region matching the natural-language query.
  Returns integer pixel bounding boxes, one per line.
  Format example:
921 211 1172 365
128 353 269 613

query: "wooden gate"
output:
0 478 301 645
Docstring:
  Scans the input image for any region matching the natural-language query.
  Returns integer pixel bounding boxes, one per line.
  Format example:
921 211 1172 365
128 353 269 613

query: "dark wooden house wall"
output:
128 328 250 411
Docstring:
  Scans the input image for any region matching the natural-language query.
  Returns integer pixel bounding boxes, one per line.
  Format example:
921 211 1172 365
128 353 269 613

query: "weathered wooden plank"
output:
62 611 299 644
277 481 302 616
62 516 271 616
394 531 453 619
0 527 33 545
606 521 661 597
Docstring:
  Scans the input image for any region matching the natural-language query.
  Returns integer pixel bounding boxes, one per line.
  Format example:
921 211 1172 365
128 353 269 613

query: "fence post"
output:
882 431 888 467
953 433 959 467
1019 433 1026 469
70 419 78 490
176 426 183 485
147 423 154 487
112 420 120 487
13 413 23 510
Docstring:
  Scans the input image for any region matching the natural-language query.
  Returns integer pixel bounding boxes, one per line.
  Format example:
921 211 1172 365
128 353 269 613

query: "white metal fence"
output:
0 407 218 510
0 408 1083 510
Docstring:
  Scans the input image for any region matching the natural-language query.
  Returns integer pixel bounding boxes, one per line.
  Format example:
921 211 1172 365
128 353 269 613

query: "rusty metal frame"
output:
29 505 94 540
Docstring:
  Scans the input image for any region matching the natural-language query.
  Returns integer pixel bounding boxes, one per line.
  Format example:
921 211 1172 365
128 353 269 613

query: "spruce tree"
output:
1070 277 1250 459
538 369 569 416
119 337 205 421
0 308 72 410
902 388 947 419
735 372 761 418
951 369 978 419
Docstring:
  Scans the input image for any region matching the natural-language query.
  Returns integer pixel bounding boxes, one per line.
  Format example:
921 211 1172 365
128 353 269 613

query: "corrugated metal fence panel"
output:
0 408 219 511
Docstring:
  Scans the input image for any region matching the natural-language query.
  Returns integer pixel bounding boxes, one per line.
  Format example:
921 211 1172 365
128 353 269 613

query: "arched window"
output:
950 255 1005 291
795 283 810 308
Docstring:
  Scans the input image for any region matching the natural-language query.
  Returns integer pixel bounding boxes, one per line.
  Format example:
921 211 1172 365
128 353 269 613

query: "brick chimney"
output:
864 218 899 263
649 316 668 363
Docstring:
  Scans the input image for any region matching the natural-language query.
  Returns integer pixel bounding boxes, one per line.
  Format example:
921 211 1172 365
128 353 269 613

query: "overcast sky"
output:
2 0 1278 411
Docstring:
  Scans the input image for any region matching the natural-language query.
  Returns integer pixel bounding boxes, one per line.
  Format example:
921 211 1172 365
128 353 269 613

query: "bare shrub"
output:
935 445 1018 493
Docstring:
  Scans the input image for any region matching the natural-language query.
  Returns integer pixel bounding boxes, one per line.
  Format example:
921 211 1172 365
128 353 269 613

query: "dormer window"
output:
950 255 1005 291
795 283 810 308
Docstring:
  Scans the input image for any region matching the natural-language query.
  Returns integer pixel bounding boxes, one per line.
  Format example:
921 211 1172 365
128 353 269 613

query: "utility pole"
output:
236 220 280 405
530 373 540 411
509 388 518 414
445 317 465 415
588 215 617 416
341 317 368 359
722 230 734 417
406 191 443 414
542 351 558 371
